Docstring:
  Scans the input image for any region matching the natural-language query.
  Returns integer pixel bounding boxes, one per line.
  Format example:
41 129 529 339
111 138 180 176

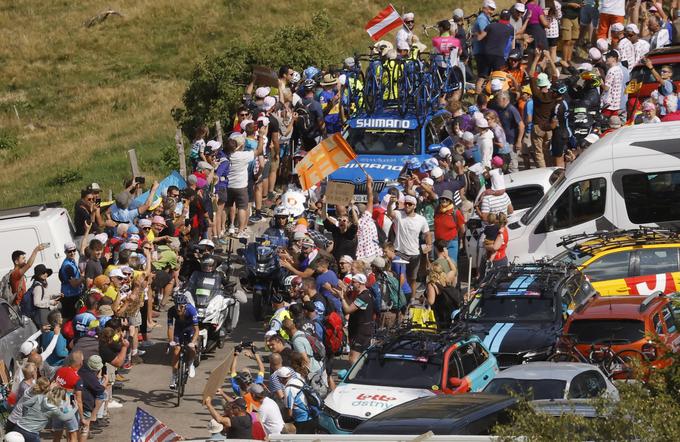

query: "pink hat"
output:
491 156 504 168
152 216 167 227
293 224 308 234
643 101 656 111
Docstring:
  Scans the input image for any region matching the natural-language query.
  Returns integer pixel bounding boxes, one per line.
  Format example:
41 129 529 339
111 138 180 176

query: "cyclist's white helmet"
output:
291 71 301 84
274 206 291 217
199 239 215 248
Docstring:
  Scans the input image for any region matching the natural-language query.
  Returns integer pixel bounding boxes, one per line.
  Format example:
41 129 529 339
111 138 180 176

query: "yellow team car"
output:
555 228 680 296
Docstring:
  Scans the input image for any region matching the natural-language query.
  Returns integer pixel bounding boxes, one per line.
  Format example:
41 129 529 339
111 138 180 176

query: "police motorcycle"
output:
239 205 296 322
184 240 246 364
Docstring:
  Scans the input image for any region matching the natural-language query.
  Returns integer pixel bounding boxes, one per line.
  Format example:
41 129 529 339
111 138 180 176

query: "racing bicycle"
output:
170 341 192 407
548 334 648 379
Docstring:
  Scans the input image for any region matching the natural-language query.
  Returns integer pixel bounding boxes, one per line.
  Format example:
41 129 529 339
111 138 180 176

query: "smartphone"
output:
41 242 51 248
135 176 146 184
95 198 101 205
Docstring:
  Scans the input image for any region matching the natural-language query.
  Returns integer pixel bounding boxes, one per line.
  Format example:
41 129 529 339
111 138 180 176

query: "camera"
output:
135 176 146 185
234 341 255 353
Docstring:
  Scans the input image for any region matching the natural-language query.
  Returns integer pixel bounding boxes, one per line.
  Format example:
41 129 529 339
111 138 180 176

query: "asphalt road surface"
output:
99 228 274 441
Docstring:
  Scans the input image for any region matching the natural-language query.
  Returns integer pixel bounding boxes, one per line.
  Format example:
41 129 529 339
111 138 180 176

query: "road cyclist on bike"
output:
167 293 200 389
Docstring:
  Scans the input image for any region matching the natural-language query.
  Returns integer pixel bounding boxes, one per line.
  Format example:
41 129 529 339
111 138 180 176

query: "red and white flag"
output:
365 4 403 41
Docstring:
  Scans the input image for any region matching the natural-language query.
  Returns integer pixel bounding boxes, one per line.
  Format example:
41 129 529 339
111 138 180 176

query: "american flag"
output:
131 407 182 442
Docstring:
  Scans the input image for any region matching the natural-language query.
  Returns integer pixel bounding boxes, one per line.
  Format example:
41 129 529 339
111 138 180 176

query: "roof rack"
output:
557 227 679 255
372 321 472 352
640 291 665 313
0 202 63 221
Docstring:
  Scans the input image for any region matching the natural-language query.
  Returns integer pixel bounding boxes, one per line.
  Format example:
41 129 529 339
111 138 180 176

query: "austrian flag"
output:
365 4 404 41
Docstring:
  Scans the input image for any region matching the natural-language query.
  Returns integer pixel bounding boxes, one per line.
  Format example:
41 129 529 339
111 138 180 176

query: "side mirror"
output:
238 238 248 245
448 377 463 389
337 369 348 381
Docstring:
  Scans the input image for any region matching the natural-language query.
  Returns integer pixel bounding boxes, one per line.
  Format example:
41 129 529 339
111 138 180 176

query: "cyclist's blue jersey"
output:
168 304 199 331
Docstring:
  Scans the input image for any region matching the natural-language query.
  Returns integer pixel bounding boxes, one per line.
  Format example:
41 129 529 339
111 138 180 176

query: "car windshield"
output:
484 378 567 400
568 319 646 344
553 249 592 267
467 295 556 322
345 352 442 389
521 173 567 225
346 128 418 156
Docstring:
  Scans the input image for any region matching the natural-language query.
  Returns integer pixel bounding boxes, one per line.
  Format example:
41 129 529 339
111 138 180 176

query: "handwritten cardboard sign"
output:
325 181 356 206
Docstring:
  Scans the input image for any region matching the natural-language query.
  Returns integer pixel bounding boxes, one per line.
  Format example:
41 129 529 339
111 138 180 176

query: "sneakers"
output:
115 374 128 382
108 399 123 409
136 349 146 356
227 225 236 235
169 374 177 390
248 213 263 223
188 364 196 378
237 230 251 239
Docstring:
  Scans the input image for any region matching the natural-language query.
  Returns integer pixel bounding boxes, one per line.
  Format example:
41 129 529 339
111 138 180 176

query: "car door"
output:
533 177 608 258
580 250 634 295
625 247 680 296
470 341 498 391
661 305 680 352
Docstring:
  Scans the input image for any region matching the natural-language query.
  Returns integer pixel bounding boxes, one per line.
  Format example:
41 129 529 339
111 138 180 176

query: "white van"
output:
506 122 680 262
0 203 75 288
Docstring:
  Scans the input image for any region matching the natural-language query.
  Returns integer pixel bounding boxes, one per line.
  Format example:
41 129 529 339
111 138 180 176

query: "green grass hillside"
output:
0 0 505 209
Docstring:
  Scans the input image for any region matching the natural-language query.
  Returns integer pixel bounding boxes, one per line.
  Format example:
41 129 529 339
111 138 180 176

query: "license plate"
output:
354 194 368 203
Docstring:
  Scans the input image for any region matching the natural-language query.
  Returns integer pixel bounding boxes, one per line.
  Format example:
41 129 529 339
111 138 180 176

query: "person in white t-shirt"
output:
386 194 431 293
226 130 266 239
248 383 285 435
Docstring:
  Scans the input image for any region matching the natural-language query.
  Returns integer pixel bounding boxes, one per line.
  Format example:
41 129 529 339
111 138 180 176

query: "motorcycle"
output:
186 252 246 364
238 235 283 322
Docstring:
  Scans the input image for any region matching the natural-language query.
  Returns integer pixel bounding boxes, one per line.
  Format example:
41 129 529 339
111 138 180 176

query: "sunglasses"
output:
661 70 672 74
66 249 76 254
142 227 151 230
404 202 415 206
404 20 414 23
239 113 249 117
143 247 153 251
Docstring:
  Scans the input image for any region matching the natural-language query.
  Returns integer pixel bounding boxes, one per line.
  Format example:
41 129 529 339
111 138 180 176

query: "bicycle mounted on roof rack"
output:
340 46 463 119
556 227 680 254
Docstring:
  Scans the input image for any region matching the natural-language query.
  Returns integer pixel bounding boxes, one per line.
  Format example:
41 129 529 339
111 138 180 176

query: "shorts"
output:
259 160 271 182
476 54 505 78
127 311 142 327
580 5 599 26
152 269 173 291
174 327 195 344
51 414 79 432
561 17 579 41
551 135 569 157
226 187 249 209
403 253 422 281
548 37 559 47
349 335 371 353
217 189 229 203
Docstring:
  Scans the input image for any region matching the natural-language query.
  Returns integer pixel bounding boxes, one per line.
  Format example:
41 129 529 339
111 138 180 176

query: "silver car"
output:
483 362 619 417
0 298 37 377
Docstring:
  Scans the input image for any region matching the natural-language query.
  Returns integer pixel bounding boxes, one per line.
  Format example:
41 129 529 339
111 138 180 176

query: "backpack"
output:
381 272 407 311
307 369 329 399
0 271 16 304
20 281 40 319
295 332 326 362
295 101 315 135
323 311 345 356
464 170 482 203
292 382 324 418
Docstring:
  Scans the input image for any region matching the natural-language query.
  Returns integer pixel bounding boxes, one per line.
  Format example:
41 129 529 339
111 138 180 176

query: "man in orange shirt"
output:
9 243 47 305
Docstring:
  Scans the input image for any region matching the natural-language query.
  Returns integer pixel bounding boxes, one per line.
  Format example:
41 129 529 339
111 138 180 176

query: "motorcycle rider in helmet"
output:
264 206 291 248
549 81 572 168
167 293 199 389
